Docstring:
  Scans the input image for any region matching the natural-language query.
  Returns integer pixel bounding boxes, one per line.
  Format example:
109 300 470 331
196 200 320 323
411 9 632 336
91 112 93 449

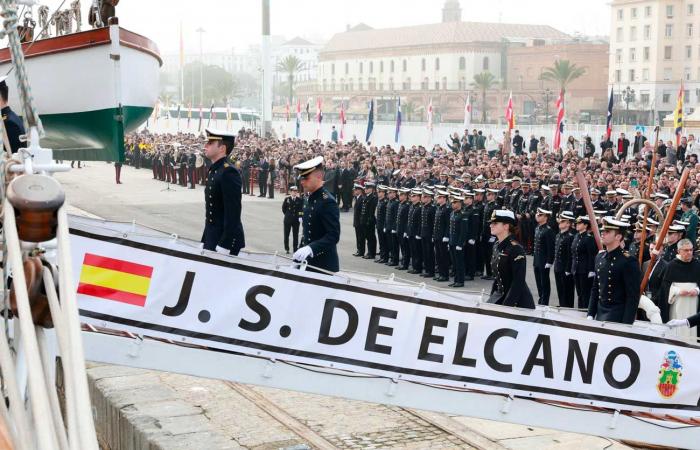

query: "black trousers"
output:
450 246 465 283
242 174 250 194
283 220 299 252
389 231 399 264
554 271 575 308
377 225 387 260
364 224 376 257
410 237 423 272
435 241 449 278
534 267 551 305
422 238 435 275
400 235 411 269
354 225 365 255
574 273 593 309
188 168 196 188
464 241 477 277
258 175 267 196
268 178 275 198
342 190 353 211
482 237 495 276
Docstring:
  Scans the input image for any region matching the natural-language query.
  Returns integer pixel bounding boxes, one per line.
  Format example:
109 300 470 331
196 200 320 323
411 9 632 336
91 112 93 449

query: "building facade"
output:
609 0 699 124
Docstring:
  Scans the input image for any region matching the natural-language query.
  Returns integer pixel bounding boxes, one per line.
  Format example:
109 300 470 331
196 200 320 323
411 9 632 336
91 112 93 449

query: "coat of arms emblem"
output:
657 350 683 398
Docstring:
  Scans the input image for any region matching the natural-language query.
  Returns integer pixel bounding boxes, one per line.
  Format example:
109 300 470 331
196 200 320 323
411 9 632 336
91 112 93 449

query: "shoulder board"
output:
623 251 630 257
323 193 329 199
514 255 525 261
224 163 230 168
1 115 6 120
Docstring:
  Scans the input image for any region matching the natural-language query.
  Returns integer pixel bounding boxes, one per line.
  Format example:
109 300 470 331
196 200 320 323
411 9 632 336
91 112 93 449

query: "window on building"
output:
380 61 384 73
368 78 376 90
644 25 651 40
643 68 650 80
421 77 429 89
617 8 623 20
435 81 440 90
665 46 673 59
688 46 693 58
403 59 407 72
458 77 466 90
390 60 394 72
330 80 335 91
615 69 621 82
435 57 440 71
630 48 636 61
614 93 622 104
331 64 335 75
630 26 637 40
459 56 466 70
690 3 695 15
685 68 692 81
643 46 650 61
421 58 426 71
616 48 622 63
359 62 363 74
442 77 447 90
358 78 363 90
667 4 674 17
645 6 652 17
629 69 636 82
689 24 694 37
405 77 411 90
663 67 673 80
388 78 394 90
665 24 673 37
685 89 691 100
631 7 637 18
617 27 624 41
345 62 349 74
369 61 373 73
663 91 671 103
641 92 650 104
482 57 489 70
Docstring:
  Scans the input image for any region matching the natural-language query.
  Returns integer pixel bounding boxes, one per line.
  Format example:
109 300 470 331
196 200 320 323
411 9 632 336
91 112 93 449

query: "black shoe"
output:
387 262 398 267
375 259 386 263
436 277 449 282
421 273 434 278
397 266 407 271
352 253 364 257
285 250 290 254
482 275 494 280
407 270 419 274
465 276 474 281
363 255 375 259
448 282 455 287
451 283 464 288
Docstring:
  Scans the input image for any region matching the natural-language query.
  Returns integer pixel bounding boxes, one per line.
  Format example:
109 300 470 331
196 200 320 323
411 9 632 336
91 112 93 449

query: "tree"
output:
183 62 234 106
276 55 305 104
539 59 587 95
470 72 497 123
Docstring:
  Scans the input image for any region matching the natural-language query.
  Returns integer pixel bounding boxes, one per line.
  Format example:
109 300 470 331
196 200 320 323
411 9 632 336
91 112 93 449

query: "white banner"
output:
69 217 700 418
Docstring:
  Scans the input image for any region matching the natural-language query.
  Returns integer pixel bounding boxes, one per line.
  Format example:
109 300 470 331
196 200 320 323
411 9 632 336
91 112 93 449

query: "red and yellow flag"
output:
77 254 154 307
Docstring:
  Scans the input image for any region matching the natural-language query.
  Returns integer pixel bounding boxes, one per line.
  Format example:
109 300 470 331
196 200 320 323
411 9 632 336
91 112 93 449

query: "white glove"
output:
489 237 496 243
383 228 386 233
293 246 314 262
298 217 303 224
456 246 462 251
468 239 475 245
667 319 690 328
586 316 594 321
415 236 421 240
403 233 408 238
588 271 595 278
392 230 397 234
442 237 449 243
215 245 229 255
199 242 204 250
545 263 552 269
565 272 570 276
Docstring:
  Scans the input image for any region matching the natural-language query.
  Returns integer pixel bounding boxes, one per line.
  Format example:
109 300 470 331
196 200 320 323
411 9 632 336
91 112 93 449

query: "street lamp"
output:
196 27 206 107
543 88 552 124
623 86 635 125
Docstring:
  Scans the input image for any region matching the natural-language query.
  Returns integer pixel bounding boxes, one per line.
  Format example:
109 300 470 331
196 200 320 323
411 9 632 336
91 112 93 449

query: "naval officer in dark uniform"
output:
0 76 25 153
587 217 641 325
200 129 245 256
293 156 341 273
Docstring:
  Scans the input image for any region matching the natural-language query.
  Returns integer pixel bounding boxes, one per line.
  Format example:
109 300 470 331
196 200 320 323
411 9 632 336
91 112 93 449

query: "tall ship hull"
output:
0 25 161 161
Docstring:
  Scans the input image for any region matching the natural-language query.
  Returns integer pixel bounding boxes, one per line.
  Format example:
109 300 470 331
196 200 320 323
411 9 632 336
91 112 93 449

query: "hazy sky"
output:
36 0 610 55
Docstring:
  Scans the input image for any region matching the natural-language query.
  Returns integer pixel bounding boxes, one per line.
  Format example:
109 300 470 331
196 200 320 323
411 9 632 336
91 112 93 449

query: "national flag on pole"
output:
395 97 402 144
306 98 311 121
295 98 301 138
285 99 290 122
77 253 154 307
226 104 231 131
176 104 181 131
553 90 565 150
187 103 192 127
427 98 434 131
179 23 185 69
464 94 472 128
339 101 346 141
674 82 685 145
206 103 215 127
505 92 515 130
198 104 203 131
315 98 322 138
366 99 375 144
605 87 614 140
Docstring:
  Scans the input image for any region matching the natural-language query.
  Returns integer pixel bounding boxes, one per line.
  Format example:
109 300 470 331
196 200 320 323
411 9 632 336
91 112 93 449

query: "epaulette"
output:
514 255 525 261
623 251 630 257
224 163 230 168
322 193 329 199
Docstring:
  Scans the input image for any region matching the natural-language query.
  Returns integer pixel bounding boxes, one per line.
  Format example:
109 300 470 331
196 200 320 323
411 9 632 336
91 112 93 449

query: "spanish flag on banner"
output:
77 254 153 307
674 82 684 145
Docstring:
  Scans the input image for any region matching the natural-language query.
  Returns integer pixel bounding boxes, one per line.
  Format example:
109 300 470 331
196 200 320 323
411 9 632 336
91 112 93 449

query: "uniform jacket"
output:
490 236 535 308
448 209 468 247
533 224 555 268
553 229 575 273
433 204 450 241
282 196 303 224
408 203 422 238
201 157 245 255
301 188 340 272
376 197 388 229
420 203 436 239
588 247 641 324
571 232 597 274
396 201 410 236
362 193 378 228
352 194 365 228
386 198 399 232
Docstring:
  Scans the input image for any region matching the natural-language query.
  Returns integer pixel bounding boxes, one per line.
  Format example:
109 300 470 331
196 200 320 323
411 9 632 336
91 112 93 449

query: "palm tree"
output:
539 59 587 95
470 72 497 123
276 55 305 104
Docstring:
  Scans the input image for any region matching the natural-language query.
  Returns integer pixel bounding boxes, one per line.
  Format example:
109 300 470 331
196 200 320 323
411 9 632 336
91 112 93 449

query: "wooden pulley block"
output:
6 175 65 242
9 257 53 328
